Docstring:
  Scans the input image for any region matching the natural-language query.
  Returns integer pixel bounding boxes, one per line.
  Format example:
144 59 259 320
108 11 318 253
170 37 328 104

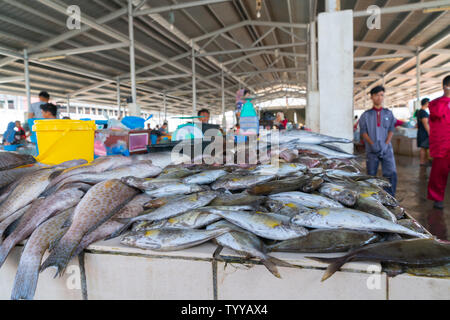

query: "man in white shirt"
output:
28 91 50 119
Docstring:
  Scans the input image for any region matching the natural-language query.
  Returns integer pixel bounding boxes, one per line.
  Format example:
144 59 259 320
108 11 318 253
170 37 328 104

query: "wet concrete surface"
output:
359 154 449 240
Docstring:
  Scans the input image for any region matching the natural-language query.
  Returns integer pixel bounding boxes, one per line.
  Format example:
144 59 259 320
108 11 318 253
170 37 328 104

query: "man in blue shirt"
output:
359 86 398 196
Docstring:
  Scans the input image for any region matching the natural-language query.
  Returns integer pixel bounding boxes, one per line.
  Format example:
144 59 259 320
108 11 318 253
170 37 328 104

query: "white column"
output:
306 21 320 132
128 0 140 116
325 0 340 12
318 10 354 153
163 93 167 121
67 96 70 115
23 49 31 121
415 50 421 114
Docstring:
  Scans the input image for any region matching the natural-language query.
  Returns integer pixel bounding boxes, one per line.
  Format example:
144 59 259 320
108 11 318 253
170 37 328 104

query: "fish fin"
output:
11 254 41 300
266 255 295 269
306 255 352 281
261 259 281 278
40 239 77 277
105 220 133 240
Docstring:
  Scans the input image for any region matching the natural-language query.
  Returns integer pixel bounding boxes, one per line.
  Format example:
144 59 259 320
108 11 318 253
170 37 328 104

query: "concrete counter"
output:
1 238 448 300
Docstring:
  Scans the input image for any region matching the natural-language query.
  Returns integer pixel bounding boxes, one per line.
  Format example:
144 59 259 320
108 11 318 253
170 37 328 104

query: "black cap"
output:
421 98 430 106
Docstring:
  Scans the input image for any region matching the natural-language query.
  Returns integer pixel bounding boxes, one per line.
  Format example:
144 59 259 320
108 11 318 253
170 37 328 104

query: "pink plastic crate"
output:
129 132 149 152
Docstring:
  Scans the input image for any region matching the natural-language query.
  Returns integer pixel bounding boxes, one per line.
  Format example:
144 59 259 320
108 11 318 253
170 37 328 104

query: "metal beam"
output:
196 42 306 57
354 53 415 62
353 0 450 17
30 42 129 60
0 76 25 84
354 41 417 52
134 0 231 16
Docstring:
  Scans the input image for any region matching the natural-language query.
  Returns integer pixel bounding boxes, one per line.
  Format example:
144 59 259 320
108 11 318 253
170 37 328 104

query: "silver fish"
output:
355 196 397 222
0 168 62 222
269 192 344 209
289 142 355 159
210 209 309 240
207 220 294 278
182 169 227 185
121 227 230 251
318 183 359 207
253 163 307 177
40 179 139 276
211 174 276 191
121 177 181 191
145 183 204 198
0 165 41 190
10 208 72 300
291 208 430 238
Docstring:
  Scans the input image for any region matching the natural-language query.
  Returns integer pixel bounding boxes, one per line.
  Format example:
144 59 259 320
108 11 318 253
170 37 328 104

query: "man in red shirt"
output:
428 75 450 209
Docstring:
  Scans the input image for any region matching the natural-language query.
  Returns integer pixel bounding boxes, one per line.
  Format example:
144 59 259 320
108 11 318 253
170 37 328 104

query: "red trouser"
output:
428 156 450 202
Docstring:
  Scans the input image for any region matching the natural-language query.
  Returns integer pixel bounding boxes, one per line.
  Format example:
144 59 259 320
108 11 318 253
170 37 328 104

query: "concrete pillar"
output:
128 0 140 116
23 49 31 122
325 0 340 12
318 10 354 153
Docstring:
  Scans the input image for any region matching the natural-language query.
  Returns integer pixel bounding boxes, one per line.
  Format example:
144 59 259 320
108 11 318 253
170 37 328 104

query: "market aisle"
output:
360 154 449 240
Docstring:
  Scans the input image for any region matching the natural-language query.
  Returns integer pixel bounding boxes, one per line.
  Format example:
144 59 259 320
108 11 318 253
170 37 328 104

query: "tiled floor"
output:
359 154 449 240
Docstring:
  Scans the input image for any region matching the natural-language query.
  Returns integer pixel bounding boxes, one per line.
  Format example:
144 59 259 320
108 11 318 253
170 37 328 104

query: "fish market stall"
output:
0 130 448 300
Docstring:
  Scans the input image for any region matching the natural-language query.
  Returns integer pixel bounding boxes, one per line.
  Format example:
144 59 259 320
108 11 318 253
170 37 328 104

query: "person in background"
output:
427 75 450 210
359 86 397 196
40 103 57 119
159 122 168 135
2 122 16 145
273 112 287 130
14 121 26 142
62 116 71 120
198 109 210 124
416 98 431 166
235 88 250 125
147 123 152 130
28 91 50 119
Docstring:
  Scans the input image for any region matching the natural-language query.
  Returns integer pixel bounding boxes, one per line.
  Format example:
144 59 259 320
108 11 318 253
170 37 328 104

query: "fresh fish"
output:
247 176 311 196
291 208 430 238
318 183 359 207
212 174 276 191
145 183 204 198
279 149 299 162
121 177 181 191
289 142 355 159
325 169 371 180
356 181 398 207
264 200 306 217
0 168 62 222
209 192 265 207
0 165 41 190
269 192 344 209
253 163 306 177
10 208 72 300
265 130 352 145
385 205 405 220
354 196 397 222
182 169 227 185
52 159 88 169
155 166 197 179
302 176 324 193
397 219 429 236
121 227 230 251
403 263 450 278
0 151 36 171
308 238 450 281
268 229 380 253
0 185 84 268
0 204 31 242
207 220 294 278
122 191 217 224
51 161 161 192
40 179 139 276
46 155 133 189
365 178 392 189
210 209 309 240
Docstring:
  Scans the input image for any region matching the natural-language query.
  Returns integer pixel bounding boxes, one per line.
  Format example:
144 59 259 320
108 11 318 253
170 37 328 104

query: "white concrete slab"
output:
84 252 214 300
86 237 218 260
219 247 381 273
0 247 82 300
216 262 387 300
388 274 450 300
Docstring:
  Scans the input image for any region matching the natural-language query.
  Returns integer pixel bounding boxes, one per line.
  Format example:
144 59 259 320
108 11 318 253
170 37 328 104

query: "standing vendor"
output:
198 109 210 124
427 75 450 210
28 91 50 119
359 86 397 196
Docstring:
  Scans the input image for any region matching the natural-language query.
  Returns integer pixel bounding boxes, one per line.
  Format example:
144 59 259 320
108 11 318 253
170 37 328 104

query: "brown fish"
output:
40 179 138 276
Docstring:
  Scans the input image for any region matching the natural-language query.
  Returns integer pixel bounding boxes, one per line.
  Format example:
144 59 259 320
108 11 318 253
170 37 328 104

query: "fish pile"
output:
0 130 448 300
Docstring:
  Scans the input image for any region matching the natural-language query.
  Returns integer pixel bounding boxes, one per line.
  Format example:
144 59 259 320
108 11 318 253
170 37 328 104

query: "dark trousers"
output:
366 147 398 197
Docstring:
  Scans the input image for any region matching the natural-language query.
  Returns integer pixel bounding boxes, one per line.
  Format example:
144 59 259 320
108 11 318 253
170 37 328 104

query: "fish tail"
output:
0 237 17 268
11 255 41 300
261 259 281 278
306 255 352 281
40 239 77 277
267 255 295 268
